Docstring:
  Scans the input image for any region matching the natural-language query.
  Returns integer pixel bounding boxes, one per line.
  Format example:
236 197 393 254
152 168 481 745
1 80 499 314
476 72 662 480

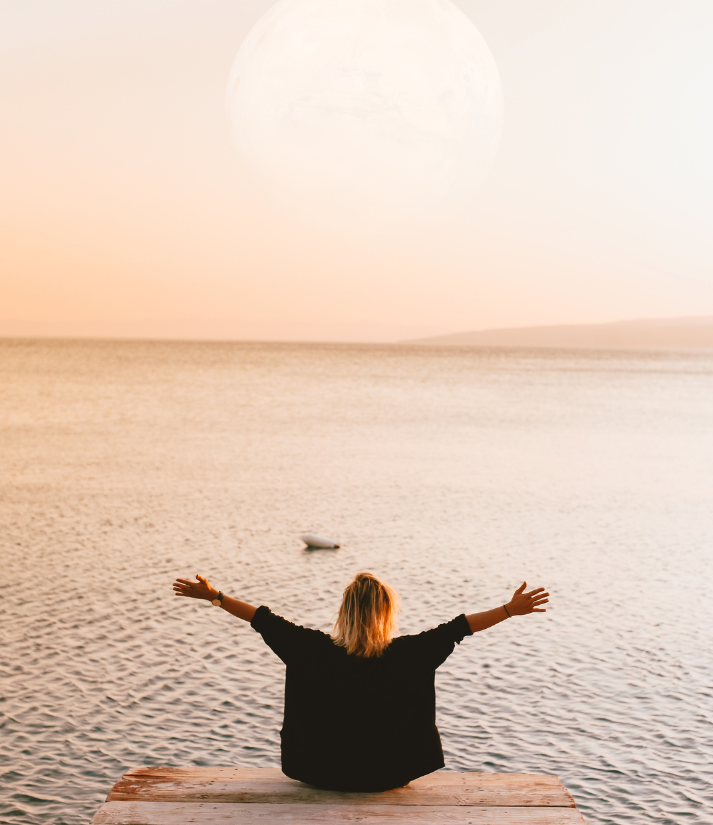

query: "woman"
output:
172 571 549 791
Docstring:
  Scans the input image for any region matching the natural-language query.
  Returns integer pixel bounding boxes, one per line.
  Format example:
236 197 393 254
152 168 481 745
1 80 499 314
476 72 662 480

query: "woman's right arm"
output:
173 574 257 622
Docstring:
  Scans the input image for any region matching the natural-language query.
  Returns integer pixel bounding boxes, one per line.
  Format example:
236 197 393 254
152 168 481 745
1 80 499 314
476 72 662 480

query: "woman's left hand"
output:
173 574 218 601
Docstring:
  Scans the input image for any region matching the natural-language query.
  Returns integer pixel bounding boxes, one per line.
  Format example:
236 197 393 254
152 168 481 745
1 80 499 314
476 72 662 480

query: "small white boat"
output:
301 533 340 549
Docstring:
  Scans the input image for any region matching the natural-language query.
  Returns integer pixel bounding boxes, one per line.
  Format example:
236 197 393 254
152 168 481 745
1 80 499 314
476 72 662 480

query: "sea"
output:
1 338 712 825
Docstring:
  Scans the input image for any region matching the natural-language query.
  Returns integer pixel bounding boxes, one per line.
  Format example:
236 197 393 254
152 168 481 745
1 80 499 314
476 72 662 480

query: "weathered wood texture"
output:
110 768 574 807
92 768 586 825
125 767 284 781
93 801 587 825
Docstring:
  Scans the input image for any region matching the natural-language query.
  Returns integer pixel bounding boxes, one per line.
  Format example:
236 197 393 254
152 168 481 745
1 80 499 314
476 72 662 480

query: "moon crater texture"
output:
227 0 503 223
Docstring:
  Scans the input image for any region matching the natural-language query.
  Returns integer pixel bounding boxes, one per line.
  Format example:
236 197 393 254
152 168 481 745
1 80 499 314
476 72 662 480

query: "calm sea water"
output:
1 339 712 825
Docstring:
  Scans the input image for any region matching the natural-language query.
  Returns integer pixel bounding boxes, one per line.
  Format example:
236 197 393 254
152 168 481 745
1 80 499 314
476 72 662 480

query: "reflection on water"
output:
1 339 712 824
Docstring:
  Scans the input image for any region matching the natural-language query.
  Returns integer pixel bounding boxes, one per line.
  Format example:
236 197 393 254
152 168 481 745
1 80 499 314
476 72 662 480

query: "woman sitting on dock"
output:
172 571 549 792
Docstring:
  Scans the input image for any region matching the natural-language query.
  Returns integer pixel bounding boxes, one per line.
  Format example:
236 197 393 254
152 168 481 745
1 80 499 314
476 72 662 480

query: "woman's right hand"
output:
507 581 549 615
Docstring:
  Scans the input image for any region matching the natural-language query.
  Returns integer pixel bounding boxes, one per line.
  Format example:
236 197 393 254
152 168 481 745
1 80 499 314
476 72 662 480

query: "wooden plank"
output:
122 768 560 787
108 775 574 807
92 801 587 824
117 769 574 806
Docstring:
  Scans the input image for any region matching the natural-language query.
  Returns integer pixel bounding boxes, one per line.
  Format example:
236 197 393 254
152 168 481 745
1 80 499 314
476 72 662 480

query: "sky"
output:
1 0 712 342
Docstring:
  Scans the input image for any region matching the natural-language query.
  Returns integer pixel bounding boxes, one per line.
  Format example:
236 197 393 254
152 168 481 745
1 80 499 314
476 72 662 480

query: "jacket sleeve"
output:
250 605 328 665
409 614 473 669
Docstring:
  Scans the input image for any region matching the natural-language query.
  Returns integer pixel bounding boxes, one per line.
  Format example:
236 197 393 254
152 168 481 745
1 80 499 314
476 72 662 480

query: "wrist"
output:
206 586 219 602
503 602 513 618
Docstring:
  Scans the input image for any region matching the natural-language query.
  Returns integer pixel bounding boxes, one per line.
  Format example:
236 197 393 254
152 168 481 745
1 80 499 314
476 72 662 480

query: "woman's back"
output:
252 606 472 791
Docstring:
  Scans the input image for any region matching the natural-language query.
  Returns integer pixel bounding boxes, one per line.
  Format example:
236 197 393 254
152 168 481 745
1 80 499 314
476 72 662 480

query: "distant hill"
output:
402 316 713 350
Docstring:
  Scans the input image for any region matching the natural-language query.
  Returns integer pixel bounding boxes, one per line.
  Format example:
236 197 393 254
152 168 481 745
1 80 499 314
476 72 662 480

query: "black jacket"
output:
251 606 472 791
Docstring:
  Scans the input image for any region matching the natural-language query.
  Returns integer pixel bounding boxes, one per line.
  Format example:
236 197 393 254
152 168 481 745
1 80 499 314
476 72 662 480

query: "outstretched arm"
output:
173 574 257 622
466 582 549 634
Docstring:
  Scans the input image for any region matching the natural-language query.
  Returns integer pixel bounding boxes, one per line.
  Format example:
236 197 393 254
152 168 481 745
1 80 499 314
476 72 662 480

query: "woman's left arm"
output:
173 574 257 622
466 581 549 634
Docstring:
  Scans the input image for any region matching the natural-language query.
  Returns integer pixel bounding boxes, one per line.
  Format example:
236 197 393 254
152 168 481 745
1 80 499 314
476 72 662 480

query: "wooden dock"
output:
92 766 587 823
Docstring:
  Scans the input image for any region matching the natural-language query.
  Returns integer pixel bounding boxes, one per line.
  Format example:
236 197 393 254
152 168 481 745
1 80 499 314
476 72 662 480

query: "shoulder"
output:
249 606 334 665
390 615 472 667
396 614 472 645
251 606 333 649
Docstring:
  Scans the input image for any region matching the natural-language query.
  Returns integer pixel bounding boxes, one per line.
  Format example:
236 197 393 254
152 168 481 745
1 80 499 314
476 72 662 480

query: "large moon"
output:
227 0 503 225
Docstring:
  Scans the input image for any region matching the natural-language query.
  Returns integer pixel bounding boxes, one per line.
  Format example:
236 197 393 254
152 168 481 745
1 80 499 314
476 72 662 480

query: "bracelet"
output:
503 604 511 618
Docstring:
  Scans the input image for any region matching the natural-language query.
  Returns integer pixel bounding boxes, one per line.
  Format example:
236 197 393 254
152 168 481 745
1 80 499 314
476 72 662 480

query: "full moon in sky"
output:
227 0 503 224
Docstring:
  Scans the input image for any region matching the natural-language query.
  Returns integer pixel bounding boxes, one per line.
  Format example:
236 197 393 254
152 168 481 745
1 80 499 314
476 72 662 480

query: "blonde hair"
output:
332 572 400 658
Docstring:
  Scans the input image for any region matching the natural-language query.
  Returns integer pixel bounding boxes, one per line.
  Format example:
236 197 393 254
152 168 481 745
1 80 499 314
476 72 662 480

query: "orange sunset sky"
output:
1 0 712 341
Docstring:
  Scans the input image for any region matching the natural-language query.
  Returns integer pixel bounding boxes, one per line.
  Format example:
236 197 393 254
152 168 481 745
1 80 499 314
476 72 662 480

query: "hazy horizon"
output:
3 313 713 347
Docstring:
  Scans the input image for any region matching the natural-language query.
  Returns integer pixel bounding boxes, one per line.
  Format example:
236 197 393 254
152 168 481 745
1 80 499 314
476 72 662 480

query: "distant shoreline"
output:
2 316 713 350
401 316 713 350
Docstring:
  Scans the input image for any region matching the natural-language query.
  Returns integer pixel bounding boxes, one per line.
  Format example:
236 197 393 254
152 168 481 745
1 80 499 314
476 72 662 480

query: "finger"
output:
532 608 547 612
525 587 545 597
516 581 526 594
175 579 196 585
532 597 549 604
196 574 206 582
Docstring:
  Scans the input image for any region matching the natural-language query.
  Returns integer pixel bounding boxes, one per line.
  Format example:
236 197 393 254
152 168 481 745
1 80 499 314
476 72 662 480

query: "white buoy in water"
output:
301 533 340 549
